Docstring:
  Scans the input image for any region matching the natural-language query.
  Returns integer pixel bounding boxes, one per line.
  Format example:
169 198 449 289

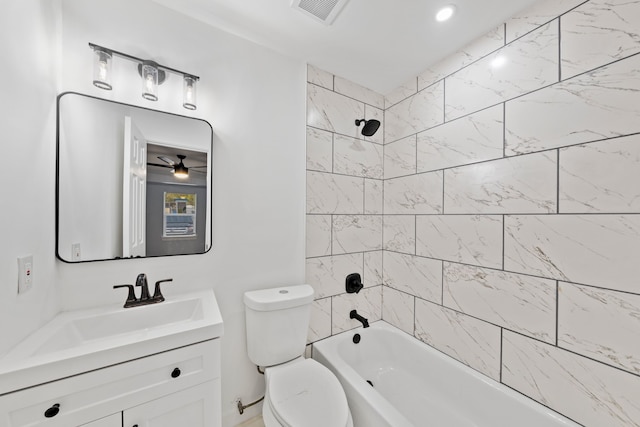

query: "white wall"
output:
0 0 61 359
1 1 306 425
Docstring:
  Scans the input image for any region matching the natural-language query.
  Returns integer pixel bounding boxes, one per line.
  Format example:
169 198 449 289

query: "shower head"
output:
355 119 381 137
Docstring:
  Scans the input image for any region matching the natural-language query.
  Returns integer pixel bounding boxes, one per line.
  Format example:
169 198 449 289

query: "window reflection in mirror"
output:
56 92 212 262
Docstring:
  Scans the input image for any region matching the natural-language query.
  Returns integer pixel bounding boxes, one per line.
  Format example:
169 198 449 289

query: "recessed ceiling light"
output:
435 5 456 22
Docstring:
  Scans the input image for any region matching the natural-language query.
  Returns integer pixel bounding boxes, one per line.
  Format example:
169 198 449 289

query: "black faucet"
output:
113 274 173 308
350 310 369 328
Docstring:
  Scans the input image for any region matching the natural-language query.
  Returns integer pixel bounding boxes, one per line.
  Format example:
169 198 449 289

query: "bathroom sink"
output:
0 290 223 394
33 297 205 355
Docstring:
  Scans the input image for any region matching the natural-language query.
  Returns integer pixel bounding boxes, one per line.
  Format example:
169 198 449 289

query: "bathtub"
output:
313 321 579 427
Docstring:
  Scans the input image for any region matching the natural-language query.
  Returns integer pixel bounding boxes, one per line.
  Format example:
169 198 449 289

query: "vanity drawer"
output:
0 339 219 427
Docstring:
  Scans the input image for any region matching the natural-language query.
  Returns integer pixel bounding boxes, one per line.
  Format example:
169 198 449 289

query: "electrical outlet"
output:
18 255 33 294
72 243 81 261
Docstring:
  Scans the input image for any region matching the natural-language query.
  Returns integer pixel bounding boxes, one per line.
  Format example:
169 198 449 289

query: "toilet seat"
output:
266 358 350 427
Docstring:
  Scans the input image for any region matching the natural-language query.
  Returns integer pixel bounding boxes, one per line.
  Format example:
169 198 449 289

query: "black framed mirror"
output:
56 92 213 262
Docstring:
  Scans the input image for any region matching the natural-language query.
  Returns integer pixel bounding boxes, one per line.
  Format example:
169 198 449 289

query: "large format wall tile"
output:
558 282 640 375
504 215 640 293
417 104 504 173
502 331 640 427
445 21 559 120
384 81 444 143
332 286 382 334
307 171 364 214
416 215 503 269
383 251 442 303
306 253 363 298
307 84 364 137
334 134 383 179
418 25 505 91
383 216 415 254
332 215 382 254
559 134 640 213
308 297 331 343
335 75 385 109
306 126 333 172
505 0 586 43
364 251 383 286
382 286 415 334
306 215 331 258
505 54 640 155
385 77 417 108
561 0 640 80
444 263 556 343
364 179 383 214
444 151 557 214
384 172 443 214
415 299 501 380
385 135 417 179
308 64 333 89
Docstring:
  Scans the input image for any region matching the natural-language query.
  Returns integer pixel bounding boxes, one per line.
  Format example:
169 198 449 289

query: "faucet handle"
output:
135 273 150 301
113 284 137 308
152 279 173 302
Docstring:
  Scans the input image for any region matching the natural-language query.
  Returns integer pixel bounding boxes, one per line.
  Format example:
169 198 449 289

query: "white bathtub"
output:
313 321 580 427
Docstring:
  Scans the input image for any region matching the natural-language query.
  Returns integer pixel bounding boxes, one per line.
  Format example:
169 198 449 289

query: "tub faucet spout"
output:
350 310 369 328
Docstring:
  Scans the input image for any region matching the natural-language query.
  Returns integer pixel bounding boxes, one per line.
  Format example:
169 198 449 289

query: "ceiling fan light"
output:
174 162 189 178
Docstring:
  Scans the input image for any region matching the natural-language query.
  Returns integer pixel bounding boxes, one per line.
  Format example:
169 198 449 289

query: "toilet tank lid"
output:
244 284 314 311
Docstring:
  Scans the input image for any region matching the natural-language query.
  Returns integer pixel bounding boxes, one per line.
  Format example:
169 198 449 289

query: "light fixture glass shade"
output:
141 64 159 101
92 48 112 90
183 76 197 110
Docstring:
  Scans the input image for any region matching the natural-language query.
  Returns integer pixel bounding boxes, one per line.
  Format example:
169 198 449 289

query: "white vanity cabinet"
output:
81 414 121 427
0 340 221 427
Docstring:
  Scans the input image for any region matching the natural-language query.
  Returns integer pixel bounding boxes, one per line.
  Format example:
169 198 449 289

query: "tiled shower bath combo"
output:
305 0 640 426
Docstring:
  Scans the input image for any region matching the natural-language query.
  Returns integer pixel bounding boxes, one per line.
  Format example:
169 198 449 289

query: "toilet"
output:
244 284 353 427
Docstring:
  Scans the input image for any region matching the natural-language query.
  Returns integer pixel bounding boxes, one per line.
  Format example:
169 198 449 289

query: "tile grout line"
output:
556 280 560 347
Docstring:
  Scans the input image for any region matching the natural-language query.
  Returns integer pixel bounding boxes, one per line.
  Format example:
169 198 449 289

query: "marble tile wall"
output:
305 65 384 342
306 2 640 425
379 1 640 426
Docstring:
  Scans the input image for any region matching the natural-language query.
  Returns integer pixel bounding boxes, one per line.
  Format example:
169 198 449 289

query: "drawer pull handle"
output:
44 403 60 418
171 367 181 378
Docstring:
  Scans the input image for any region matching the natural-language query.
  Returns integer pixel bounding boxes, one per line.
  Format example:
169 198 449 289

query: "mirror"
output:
56 92 212 262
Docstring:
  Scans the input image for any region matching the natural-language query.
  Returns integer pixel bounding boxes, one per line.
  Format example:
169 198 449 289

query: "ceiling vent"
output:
291 0 350 25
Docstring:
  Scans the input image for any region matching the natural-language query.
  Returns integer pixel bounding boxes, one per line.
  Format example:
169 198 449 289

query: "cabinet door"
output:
122 381 219 427
80 413 121 426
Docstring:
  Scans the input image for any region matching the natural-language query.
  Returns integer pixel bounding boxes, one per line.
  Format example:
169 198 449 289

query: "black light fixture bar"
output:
88 43 200 80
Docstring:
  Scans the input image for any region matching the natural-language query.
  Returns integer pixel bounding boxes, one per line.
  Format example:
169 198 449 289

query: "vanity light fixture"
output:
183 75 197 110
139 60 164 101
435 5 456 22
89 43 200 110
92 47 113 90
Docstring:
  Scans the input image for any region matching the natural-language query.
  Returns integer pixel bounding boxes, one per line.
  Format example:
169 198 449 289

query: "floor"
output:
235 415 265 427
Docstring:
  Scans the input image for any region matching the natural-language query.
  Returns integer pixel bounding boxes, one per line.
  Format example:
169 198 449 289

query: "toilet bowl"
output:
243 285 353 427
262 357 353 427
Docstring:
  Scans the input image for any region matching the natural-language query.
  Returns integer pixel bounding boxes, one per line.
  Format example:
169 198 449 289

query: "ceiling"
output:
150 0 541 95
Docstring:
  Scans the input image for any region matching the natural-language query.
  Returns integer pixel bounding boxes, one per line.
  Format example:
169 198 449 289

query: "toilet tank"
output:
244 284 314 367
